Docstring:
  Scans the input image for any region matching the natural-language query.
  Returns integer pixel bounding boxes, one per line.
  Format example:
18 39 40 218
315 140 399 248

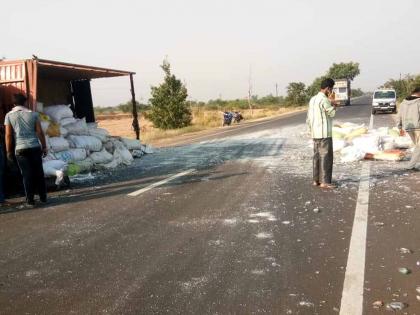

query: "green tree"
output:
285 82 307 106
384 74 420 100
351 88 364 97
327 62 360 80
148 60 192 129
306 76 328 98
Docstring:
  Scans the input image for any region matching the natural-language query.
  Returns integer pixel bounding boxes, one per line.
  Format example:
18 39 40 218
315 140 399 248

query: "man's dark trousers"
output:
313 138 333 184
15 147 47 203
0 145 4 203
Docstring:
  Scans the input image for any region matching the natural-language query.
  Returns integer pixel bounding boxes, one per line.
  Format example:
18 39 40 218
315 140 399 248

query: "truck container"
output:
0 57 139 195
333 78 351 106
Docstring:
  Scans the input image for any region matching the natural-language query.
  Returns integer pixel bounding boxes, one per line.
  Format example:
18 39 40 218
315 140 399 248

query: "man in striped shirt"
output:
306 78 338 189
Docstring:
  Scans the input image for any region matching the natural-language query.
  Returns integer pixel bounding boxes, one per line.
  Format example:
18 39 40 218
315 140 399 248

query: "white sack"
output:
340 146 366 163
88 128 109 142
333 139 347 152
99 159 120 169
65 118 89 135
68 135 102 152
121 138 142 150
352 135 380 154
87 122 99 129
89 148 114 164
394 135 413 149
60 126 69 137
47 136 70 152
114 146 134 165
54 149 87 163
44 105 74 122
74 158 94 173
43 159 67 185
103 140 115 154
380 135 396 151
60 117 77 126
141 144 154 154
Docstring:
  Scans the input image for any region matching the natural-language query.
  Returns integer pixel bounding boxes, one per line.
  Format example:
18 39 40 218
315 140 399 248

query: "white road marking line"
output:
127 169 196 197
339 114 374 315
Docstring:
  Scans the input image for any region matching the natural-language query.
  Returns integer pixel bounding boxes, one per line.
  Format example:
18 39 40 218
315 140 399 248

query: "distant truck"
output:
333 79 351 106
371 88 397 115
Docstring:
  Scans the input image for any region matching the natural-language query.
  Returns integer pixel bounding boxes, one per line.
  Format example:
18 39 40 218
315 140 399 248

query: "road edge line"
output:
127 169 196 197
339 114 373 315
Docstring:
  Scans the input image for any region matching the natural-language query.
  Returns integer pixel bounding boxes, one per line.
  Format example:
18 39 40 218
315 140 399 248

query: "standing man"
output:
307 78 338 189
0 126 5 205
397 87 420 171
5 93 48 206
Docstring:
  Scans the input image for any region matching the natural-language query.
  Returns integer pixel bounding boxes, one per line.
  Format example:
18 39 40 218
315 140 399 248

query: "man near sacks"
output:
397 86 420 171
5 93 48 207
306 78 338 189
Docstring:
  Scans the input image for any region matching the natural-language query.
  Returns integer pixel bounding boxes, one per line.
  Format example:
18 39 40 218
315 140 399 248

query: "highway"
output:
0 95 419 314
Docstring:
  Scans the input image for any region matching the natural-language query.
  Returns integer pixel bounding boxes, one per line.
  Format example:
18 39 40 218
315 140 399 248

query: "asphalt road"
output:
1 95 419 315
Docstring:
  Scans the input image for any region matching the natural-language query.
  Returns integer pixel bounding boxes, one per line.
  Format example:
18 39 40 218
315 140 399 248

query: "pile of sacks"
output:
40 105 152 185
332 122 413 163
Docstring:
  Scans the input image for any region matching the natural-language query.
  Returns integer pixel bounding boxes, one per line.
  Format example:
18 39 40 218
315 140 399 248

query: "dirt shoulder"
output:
98 107 306 148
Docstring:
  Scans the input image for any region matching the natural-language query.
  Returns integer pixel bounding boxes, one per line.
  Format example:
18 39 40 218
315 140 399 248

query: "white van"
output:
372 89 397 114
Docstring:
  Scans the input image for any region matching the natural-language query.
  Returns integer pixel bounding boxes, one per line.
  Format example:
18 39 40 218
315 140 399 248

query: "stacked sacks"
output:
332 122 412 162
39 105 153 181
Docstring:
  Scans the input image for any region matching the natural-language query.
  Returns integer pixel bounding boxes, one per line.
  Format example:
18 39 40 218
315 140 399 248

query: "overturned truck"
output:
0 57 142 194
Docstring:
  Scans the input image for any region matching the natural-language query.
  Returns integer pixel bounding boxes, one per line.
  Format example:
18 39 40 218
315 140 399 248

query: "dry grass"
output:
98 106 305 146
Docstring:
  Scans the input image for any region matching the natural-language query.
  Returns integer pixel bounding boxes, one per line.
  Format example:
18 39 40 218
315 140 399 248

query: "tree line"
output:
284 62 361 106
95 60 364 130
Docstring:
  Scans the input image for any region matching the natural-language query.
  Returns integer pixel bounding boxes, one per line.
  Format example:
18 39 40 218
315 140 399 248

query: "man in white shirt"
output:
307 78 338 189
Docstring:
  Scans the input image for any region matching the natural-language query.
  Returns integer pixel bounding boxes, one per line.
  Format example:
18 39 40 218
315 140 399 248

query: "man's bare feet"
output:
319 183 336 189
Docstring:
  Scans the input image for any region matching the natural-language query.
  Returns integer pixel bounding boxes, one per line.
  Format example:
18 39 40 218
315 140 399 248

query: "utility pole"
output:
275 83 278 98
248 65 253 116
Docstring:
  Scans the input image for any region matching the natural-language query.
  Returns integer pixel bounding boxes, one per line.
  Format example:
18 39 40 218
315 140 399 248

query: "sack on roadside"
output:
54 148 87 163
60 126 69 137
88 128 109 142
43 159 67 185
340 145 365 163
394 135 413 149
47 136 70 152
89 148 114 164
74 158 94 173
68 135 102 152
114 146 134 165
351 135 380 154
333 139 347 152
121 138 142 150
65 118 89 135
44 105 74 122
373 150 406 161
60 117 77 126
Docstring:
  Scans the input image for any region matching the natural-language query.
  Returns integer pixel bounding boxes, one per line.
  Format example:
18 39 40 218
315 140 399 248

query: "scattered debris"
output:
281 221 291 225
372 300 384 309
374 222 385 227
385 302 407 311
298 301 314 308
313 207 320 213
399 248 413 254
255 232 273 239
398 267 411 275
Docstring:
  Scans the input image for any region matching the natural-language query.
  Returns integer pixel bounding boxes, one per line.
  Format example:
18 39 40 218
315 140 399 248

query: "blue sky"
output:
2 0 419 106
